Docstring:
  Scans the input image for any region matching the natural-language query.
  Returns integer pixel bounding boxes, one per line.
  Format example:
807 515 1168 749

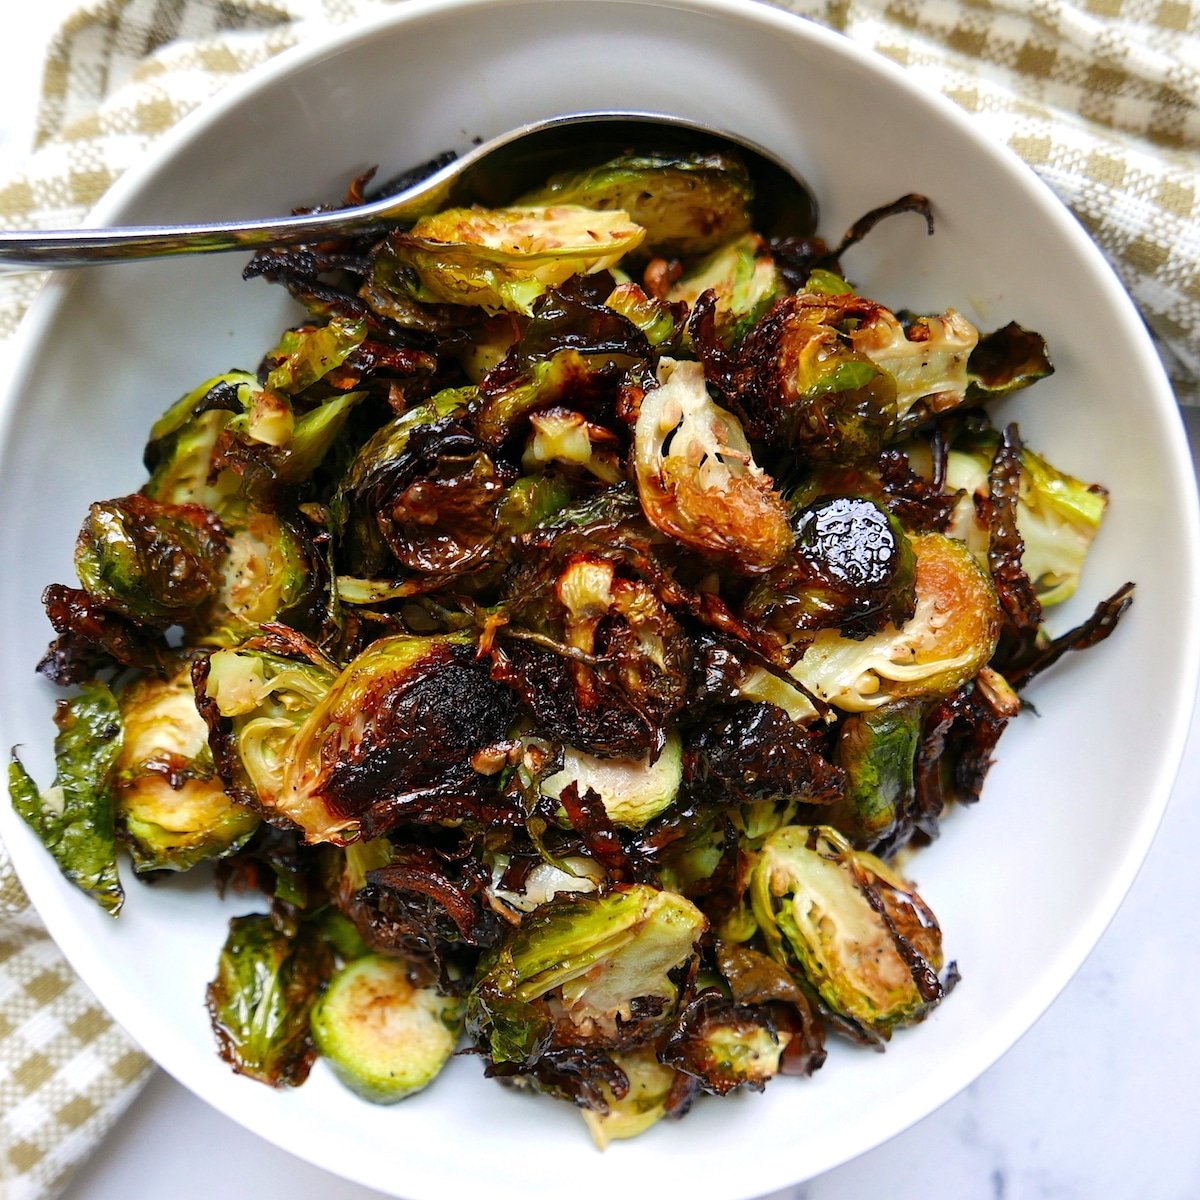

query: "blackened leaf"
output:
10 681 124 914
967 322 1053 400
691 702 845 806
38 584 171 685
1005 581 1135 692
206 912 333 1087
981 424 1043 650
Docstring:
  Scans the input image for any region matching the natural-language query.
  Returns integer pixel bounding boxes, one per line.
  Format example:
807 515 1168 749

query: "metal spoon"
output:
0 112 818 270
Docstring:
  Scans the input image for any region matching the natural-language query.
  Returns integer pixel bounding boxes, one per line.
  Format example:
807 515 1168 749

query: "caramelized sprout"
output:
790 533 1001 711
519 151 753 257
114 664 258 873
751 825 945 1039
542 730 684 829
634 357 792 572
468 884 706 1065
384 206 646 315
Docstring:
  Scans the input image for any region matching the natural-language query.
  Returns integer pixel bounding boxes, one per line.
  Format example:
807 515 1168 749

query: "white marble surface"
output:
5 6 1200 1199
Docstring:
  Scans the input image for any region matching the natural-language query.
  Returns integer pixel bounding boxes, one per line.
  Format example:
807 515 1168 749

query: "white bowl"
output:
1 1 1197 1196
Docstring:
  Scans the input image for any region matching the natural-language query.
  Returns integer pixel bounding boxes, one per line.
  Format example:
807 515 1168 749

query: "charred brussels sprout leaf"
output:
207 912 333 1087
381 206 646 315
634 357 792 573
691 702 845 807
751 825 945 1040
468 884 706 1065
828 699 926 851
75 495 226 627
10 681 124 913
311 954 464 1103
142 371 256 509
115 663 259 874
966 321 1054 400
520 151 753 258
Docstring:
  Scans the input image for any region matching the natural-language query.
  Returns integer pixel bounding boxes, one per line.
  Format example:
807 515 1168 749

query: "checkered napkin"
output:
1 0 1199 1195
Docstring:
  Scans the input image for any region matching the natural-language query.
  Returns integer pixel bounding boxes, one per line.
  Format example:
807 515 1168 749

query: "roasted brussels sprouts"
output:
332 385 478 577
199 639 339 820
194 507 314 646
114 664 259 873
849 306 979 435
142 371 255 509
634 357 792 572
668 232 783 342
263 315 366 395
270 633 516 842
468 884 706 1065
486 853 604 916
380 206 645 315
939 428 1109 606
20 153 1128 1138
744 496 916 637
790 532 1001 711
751 825 945 1040
74 495 226 627
311 954 464 1102
579 1046 681 1149
661 993 789 1095
731 292 899 460
519 151 753 257
827 699 925 851
541 730 684 829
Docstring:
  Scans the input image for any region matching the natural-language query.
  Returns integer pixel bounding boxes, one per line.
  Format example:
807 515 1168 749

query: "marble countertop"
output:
5 6 1200 1198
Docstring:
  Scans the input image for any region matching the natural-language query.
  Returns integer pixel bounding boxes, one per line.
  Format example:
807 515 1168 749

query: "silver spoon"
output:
0 112 818 270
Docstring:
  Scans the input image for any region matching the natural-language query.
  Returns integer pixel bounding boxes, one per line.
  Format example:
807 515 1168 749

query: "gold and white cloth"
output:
1 0 1199 1195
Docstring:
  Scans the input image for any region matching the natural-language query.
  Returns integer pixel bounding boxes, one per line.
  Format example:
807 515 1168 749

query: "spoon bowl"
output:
0 111 818 269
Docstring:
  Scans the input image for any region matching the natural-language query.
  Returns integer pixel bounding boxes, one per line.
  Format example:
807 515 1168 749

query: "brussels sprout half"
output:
541 729 684 829
383 206 646 315
634 357 793 573
941 431 1109 607
751 825 945 1039
790 532 1001 712
114 665 259 874
519 150 754 257
275 632 516 843
75 495 226 627
468 884 706 1065
311 954 464 1103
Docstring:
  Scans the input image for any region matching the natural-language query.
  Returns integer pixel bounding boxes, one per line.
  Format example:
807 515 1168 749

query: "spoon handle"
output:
0 208 417 270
